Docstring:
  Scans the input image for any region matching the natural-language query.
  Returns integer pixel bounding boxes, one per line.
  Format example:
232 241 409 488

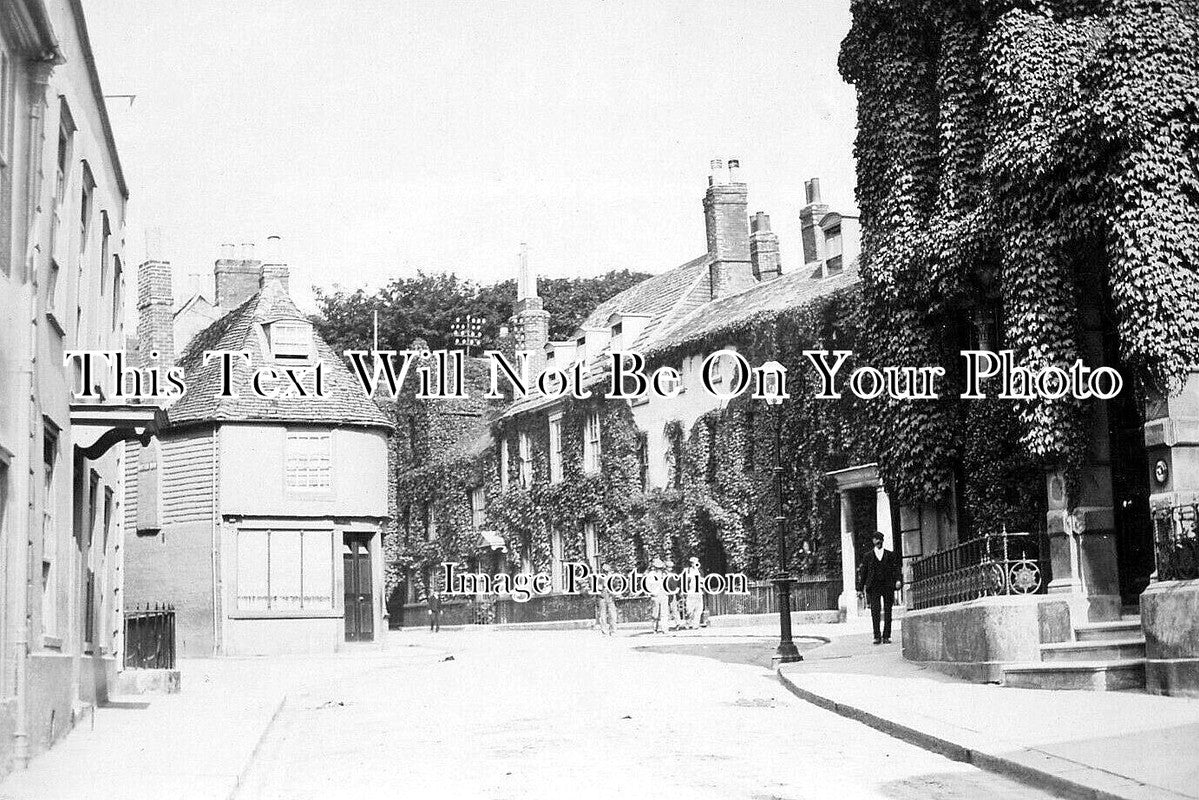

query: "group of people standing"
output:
594 556 706 636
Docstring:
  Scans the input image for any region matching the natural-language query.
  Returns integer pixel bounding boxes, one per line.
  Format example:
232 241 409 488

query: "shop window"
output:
236 529 333 611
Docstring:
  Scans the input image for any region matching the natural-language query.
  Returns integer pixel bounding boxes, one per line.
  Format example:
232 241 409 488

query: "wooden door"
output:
343 534 374 641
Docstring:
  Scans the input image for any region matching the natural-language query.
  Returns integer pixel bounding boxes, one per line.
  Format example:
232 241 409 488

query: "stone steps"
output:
1001 614 1148 691
1002 659 1146 691
1074 620 1142 642
1040 637 1146 662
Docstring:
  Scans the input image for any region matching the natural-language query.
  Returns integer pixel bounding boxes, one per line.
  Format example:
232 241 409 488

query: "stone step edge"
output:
1003 659 1146 674
1042 638 1146 652
1076 620 1142 633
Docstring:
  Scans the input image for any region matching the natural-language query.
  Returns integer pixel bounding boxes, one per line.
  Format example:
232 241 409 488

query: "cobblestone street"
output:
231 628 1058 800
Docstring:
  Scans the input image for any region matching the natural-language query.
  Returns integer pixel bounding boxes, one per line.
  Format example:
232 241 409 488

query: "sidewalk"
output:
779 621 1199 800
0 659 289 800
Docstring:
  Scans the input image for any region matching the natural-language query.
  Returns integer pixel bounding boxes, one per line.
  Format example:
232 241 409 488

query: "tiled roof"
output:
576 254 712 351
645 259 861 356
504 254 713 417
503 258 859 418
166 281 392 429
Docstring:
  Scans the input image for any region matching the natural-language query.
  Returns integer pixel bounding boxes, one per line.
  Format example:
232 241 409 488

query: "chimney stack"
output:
750 212 782 281
215 241 263 309
509 243 549 378
800 178 829 266
136 257 175 373
260 234 289 291
704 156 753 298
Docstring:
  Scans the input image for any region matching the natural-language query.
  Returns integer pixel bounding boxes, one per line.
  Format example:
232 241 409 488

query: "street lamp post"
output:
764 379 802 667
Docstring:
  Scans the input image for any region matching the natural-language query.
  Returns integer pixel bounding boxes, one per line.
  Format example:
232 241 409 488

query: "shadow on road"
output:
633 636 824 670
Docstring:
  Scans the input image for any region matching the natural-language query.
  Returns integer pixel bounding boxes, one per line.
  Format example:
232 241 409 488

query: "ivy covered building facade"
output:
840 0 1199 695
386 164 895 625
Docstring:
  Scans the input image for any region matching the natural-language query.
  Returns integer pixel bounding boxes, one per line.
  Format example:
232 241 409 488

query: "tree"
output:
312 269 651 354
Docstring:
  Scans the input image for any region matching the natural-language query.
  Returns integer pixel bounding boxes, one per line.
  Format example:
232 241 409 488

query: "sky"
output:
88 0 859 313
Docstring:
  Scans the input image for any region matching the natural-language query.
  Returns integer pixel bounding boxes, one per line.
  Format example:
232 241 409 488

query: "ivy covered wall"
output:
838 0 1199 512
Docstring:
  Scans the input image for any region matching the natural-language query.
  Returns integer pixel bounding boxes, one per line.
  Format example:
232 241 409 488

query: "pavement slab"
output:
777 624 1199 800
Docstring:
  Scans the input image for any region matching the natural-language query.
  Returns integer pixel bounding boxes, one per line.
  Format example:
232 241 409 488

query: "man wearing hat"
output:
664 557 681 630
683 557 704 629
647 558 670 633
596 563 620 636
857 530 902 644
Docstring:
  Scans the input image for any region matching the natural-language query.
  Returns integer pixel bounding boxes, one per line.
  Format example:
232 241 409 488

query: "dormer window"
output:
270 321 312 360
824 224 843 274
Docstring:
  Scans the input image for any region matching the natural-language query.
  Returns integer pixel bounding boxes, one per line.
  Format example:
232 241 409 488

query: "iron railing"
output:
1152 502 1199 581
124 604 176 669
910 530 1050 610
704 578 839 616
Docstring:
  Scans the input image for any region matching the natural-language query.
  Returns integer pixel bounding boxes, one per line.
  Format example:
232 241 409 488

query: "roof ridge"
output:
639 257 713 349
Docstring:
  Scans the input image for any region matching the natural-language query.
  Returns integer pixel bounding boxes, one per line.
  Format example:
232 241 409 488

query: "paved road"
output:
235 628 1060 800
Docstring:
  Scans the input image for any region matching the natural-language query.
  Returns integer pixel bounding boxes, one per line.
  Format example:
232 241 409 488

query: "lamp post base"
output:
772 642 803 668
773 576 803 666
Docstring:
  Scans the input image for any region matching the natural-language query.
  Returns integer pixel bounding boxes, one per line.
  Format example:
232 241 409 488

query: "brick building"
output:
124 244 393 656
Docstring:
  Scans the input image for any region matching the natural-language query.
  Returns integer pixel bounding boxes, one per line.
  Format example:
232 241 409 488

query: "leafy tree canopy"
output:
311 269 651 354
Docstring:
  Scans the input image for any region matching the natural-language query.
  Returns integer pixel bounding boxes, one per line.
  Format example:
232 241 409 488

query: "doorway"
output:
343 534 374 642
1102 312 1155 606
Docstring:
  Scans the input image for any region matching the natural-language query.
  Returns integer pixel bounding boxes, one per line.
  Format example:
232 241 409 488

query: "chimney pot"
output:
800 177 830 265
239 242 255 261
144 227 164 262
805 178 822 205
728 158 742 183
751 211 771 233
709 158 726 186
220 243 235 260
264 235 282 264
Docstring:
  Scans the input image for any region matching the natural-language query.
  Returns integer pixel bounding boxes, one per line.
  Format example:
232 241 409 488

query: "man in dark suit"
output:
857 531 902 644
427 590 443 633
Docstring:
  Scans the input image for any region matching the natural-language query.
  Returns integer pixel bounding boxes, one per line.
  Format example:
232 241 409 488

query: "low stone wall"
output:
901 594 1072 682
393 580 839 630
114 668 182 695
396 594 656 627
1141 578 1199 698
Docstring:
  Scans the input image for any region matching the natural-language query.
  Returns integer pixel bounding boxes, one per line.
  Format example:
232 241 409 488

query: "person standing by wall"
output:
664 557 681 631
647 559 670 634
857 531 902 644
428 589 443 633
683 557 704 630
596 563 619 636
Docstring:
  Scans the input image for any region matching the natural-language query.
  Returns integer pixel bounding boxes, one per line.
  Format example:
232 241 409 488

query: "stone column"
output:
838 490 859 618
876 485 899 604
875 485 894 550
1141 371 1199 696
1044 300 1121 622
